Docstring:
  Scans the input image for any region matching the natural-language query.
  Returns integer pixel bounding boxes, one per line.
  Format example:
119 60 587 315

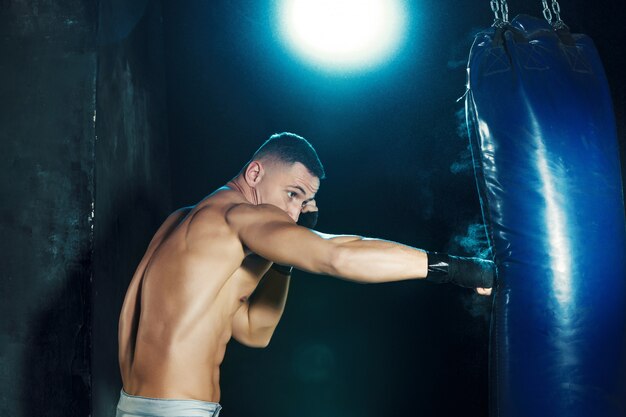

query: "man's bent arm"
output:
232 267 290 348
248 267 290 339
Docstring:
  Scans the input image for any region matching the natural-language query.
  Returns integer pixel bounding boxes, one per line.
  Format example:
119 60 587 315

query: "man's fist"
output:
475 287 492 296
297 199 318 229
425 252 495 296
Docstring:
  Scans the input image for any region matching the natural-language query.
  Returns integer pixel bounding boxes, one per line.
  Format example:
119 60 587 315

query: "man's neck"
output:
226 176 259 205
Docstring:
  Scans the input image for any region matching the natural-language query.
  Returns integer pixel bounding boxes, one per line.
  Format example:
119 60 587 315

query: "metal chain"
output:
542 0 553 23
491 0 509 27
500 0 509 23
490 0 502 24
542 0 567 28
551 0 566 29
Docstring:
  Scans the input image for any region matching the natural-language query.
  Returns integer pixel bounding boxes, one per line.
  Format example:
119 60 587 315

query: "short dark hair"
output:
252 132 326 179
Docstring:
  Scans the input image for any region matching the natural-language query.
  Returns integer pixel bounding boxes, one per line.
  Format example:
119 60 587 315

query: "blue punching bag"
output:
465 15 626 417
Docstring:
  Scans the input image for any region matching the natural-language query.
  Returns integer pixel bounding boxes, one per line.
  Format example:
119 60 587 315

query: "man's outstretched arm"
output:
315 232 429 282
225 203 494 287
228 204 494 347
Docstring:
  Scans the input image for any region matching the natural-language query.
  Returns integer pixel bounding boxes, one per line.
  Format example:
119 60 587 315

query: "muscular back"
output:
118 187 270 402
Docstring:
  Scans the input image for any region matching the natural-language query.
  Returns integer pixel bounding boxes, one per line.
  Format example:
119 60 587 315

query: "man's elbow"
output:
241 328 273 349
326 243 369 283
326 244 348 277
247 338 271 349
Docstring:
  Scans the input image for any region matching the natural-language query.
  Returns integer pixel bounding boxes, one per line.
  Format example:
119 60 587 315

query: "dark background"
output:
1 1 625 416
162 2 626 416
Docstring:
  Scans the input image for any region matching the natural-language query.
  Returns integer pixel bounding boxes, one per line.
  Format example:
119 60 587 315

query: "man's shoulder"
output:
190 188 245 218
224 202 290 227
188 187 292 232
180 191 237 231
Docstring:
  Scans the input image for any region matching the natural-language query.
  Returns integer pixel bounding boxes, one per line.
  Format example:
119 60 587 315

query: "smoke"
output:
447 220 494 321
447 26 485 70
450 107 474 175
446 27 497 321
451 222 492 259
449 27 484 176
454 107 469 140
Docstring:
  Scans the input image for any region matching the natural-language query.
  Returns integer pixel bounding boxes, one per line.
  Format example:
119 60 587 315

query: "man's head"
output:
241 132 325 222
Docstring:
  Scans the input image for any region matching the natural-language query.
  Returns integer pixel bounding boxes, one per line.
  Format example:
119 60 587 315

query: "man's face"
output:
259 161 320 222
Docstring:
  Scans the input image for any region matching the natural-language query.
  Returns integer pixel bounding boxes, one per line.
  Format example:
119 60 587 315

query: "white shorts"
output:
115 389 222 417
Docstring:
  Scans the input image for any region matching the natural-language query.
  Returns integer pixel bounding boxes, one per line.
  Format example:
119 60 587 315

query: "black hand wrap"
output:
425 252 495 289
270 211 319 275
297 211 318 229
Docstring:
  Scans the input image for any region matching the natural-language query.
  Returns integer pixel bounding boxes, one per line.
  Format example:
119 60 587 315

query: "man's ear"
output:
244 161 265 187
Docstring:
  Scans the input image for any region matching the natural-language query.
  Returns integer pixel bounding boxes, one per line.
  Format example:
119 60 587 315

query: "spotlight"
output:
276 0 408 72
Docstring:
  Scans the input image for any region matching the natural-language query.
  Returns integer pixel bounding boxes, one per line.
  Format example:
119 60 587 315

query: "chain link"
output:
551 0 565 28
500 0 509 23
542 0 567 28
491 0 510 27
489 0 566 29
490 0 501 23
542 0 553 23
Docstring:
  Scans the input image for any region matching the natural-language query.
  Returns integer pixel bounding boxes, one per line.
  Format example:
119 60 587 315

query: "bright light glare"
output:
277 0 407 72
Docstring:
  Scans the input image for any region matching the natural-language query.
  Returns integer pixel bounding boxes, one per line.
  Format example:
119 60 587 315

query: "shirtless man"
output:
115 132 494 417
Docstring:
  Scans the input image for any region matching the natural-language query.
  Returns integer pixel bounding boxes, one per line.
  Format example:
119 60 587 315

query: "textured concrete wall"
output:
0 0 170 416
93 0 172 416
0 1 97 416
